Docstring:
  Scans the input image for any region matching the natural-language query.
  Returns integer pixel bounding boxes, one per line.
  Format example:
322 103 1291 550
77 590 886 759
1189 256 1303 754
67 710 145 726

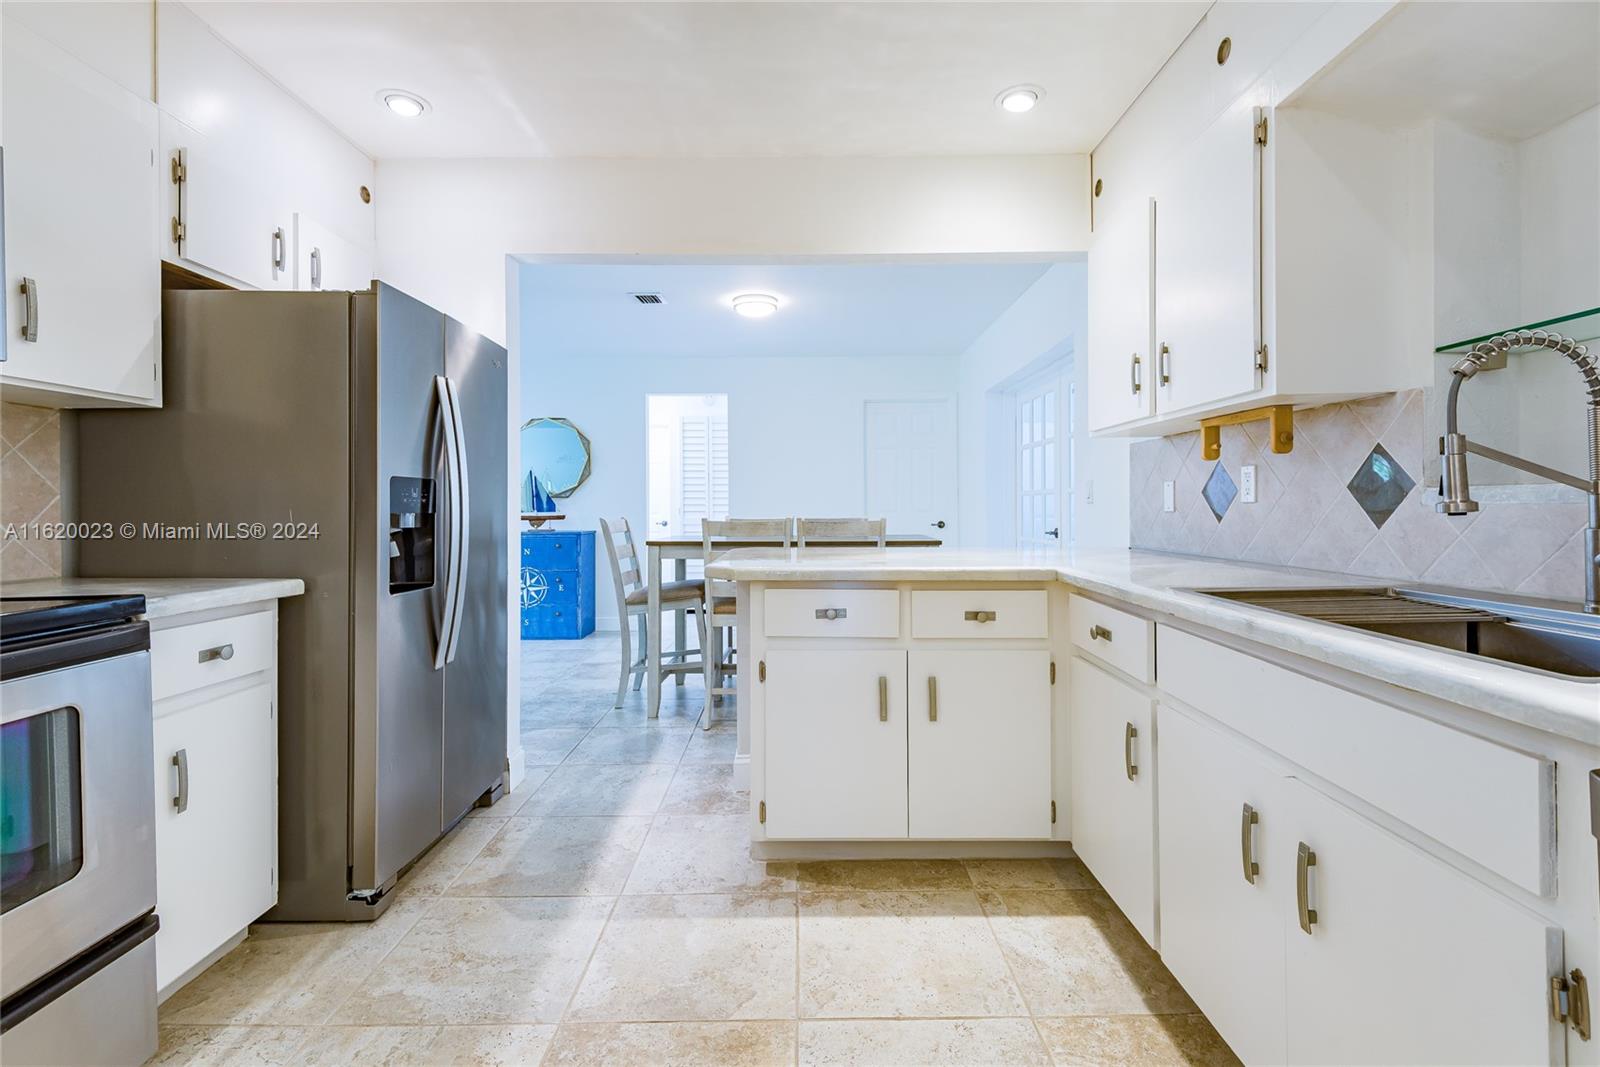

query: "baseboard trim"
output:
751 839 1077 861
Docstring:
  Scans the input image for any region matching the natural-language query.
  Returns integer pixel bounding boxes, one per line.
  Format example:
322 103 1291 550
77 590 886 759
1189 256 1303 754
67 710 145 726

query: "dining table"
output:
641 532 943 717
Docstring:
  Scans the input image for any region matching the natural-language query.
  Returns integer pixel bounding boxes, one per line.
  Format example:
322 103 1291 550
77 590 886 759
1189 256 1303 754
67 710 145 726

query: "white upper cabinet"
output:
1153 101 1263 416
1086 196 1154 431
164 113 294 291
155 1 375 291
294 213 374 292
1087 3 1425 436
2 17 162 407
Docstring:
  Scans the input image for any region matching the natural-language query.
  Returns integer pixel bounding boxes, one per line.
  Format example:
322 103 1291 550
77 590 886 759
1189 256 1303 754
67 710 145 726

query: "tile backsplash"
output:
1 402 65 580
1129 389 1587 601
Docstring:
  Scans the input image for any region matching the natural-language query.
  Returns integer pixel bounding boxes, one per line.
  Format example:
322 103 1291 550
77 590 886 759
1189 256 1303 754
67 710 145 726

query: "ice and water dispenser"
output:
388 476 436 594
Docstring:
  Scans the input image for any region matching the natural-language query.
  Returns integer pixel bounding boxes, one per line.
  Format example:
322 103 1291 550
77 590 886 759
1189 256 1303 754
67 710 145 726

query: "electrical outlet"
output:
1162 480 1176 512
1240 464 1257 503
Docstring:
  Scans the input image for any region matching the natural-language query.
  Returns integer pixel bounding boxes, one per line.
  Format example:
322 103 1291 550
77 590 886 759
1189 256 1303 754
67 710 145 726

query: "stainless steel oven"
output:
0 596 158 1066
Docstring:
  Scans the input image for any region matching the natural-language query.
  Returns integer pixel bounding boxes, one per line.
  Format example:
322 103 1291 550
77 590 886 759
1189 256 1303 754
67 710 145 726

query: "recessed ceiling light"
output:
731 293 780 319
378 90 429 118
996 85 1043 114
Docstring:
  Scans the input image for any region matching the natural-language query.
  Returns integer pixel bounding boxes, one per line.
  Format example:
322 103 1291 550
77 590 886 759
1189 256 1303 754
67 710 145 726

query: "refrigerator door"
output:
349 283 446 894
441 316 509 826
74 290 355 920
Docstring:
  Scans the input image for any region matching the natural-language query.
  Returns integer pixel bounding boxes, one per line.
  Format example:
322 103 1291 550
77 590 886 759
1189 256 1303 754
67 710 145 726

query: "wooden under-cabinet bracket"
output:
1200 404 1295 461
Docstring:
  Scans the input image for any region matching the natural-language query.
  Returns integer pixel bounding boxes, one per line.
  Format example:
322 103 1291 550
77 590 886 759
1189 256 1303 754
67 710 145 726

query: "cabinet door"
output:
1 19 160 406
1282 778 1563 1066
908 650 1051 839
1068 657 1156 944
1158 704 1285 1066
293 212 373 292
152 680 277 993
763 650 907 839
163 112 293 291
1086 197 1155 431
1154 101 1261 415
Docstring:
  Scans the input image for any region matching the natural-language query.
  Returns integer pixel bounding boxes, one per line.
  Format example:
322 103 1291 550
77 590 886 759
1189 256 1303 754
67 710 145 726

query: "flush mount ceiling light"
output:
996 85 1043 113
378 89 429 118
731 293 780 319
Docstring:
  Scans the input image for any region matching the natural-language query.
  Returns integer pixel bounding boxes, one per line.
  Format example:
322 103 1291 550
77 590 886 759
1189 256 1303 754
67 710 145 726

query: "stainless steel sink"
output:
1200 586 1600 681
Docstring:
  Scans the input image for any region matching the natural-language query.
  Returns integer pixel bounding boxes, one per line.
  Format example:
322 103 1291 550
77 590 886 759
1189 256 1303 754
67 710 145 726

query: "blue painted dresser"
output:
520 529 596 639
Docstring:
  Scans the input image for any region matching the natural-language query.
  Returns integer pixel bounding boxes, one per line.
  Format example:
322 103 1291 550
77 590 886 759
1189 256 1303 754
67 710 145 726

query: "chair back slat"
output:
701 517 792 601
796 517 887 547
599 517 645 620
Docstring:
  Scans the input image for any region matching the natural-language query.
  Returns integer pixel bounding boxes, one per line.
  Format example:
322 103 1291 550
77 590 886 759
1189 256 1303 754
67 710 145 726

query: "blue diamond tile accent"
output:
1201 462 1237 522
1346 442 1416 529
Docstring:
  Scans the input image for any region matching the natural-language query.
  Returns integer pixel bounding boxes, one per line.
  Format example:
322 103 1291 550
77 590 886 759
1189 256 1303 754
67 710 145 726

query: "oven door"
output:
1 632 155 1001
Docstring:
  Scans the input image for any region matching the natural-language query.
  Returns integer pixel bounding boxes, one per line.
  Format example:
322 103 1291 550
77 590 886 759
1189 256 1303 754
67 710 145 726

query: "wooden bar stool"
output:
796 517 887 547
599 517 703 709
698 517 793 728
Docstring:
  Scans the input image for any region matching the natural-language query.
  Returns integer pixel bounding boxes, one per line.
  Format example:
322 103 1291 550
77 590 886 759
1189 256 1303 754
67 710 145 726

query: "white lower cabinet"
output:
149 606 280 998
1069 656 1156 945
1282 774 1561 1066
1158 704 1290 1066
1160 702 1566 1066
763 649 907 839
908 650 1052 839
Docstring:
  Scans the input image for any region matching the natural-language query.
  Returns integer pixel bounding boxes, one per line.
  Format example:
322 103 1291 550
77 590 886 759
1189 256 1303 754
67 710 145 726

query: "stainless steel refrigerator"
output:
76 282 507 920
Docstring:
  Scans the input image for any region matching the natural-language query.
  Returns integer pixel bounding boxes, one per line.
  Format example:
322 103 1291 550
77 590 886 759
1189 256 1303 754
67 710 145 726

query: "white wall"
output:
954 261 1129 551
376 155 1090 345
522 268 959 628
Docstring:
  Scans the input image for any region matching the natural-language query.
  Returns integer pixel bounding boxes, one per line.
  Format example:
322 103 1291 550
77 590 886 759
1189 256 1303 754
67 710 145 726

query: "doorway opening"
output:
646 394 730 545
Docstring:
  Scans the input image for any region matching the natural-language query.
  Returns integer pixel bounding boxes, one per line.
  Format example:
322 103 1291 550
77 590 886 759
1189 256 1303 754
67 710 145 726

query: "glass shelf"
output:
1436 307 1600 355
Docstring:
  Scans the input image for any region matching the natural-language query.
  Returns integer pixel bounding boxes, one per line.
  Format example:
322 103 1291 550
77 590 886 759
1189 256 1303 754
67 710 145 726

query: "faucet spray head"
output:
1437 432 1479 515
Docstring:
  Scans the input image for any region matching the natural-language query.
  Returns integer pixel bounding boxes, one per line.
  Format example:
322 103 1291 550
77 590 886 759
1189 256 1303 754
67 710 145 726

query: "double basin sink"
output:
1200 586 1600 681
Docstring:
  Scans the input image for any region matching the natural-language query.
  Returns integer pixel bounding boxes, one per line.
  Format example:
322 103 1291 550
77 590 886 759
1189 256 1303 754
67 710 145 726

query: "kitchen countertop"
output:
706 547 1600 747
2 577 305 619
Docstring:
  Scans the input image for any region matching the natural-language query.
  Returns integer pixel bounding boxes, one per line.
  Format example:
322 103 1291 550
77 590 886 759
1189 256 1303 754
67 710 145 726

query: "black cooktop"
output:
0 595 147 642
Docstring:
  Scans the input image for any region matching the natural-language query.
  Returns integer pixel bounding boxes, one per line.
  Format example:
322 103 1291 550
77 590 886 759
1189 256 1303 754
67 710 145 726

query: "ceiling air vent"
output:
630 292 664 304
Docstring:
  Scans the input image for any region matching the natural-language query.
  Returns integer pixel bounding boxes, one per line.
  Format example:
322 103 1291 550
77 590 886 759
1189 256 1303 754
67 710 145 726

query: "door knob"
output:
931 520 946 529
1045 528 1060 538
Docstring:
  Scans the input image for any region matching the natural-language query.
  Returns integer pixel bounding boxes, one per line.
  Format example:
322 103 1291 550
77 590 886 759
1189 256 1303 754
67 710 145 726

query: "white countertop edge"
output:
707 548 1600 747
3 577 306 619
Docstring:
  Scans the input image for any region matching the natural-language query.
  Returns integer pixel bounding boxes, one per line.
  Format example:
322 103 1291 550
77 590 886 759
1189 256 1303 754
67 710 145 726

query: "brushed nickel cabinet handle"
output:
1089 624 1113 642
815 607 848 620
18 277 38 342
198 643 234 663
1241 803 1260 885
272 227 287 271
1297 842 1318 934
172 749 189 813
1159 341 1172 385
310 246 323 289
1130 353 1141 395
878 675 888 722
964 610 997 623
927 676 938 722
1124 722 1138 780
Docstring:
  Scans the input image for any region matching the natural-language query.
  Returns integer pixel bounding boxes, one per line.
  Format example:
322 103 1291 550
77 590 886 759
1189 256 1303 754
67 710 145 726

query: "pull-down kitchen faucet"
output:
1438 329 1600 612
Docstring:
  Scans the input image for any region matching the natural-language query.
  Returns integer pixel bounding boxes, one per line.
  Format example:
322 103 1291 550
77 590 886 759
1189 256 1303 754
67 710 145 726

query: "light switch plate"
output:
1240 464 1257 503
1162 480 1176 512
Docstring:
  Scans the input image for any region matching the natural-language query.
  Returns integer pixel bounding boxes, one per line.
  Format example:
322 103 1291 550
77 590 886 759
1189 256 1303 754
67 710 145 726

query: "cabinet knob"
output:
1089 624 1113 642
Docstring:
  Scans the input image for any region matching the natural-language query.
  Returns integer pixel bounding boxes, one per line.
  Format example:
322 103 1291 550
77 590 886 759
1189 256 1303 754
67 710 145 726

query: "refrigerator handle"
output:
443 375 470 664
433 376 463 670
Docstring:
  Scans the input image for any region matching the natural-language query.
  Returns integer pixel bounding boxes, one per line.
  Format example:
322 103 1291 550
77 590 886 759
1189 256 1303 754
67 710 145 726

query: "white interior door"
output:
864 399 955 540
1015 378 1065 549
676 412 729 536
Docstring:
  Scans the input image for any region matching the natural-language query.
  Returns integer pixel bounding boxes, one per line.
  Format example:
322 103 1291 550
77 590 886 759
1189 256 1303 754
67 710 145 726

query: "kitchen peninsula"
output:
706 546 1599 1067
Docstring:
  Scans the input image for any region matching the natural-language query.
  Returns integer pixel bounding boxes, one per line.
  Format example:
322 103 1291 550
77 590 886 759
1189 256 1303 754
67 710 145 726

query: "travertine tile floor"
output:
151 633 1238 1066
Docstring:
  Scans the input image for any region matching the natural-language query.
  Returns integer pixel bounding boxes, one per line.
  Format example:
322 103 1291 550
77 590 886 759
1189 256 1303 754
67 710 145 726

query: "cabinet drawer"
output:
522 533 583 570
909 590 1047 639
151 610 276 703
764 588 899 639
1069 595 1153 683
1158 626 1555 895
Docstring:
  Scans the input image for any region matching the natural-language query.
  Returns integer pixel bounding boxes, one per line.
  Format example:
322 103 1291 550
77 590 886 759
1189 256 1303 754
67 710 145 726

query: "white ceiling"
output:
519 260 1059 359
186 2 1207 159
